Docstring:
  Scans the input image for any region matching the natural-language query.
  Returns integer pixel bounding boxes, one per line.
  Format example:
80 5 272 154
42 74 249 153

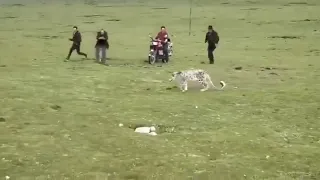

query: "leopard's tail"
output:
218 81 226 90
207 76 226 90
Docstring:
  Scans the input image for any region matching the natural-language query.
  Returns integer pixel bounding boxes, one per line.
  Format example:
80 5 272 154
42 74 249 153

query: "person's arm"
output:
98 32 105 40
69 33 74 41
215 31 219 44
104 32 108 41
78 32 82 42
98 32 107 40
166 32 170 39
96 32 100 40
155 32 160 39
164 33 168 43
205 33 208 43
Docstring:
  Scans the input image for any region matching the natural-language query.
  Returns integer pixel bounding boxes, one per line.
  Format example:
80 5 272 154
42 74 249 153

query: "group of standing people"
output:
65 25 220 64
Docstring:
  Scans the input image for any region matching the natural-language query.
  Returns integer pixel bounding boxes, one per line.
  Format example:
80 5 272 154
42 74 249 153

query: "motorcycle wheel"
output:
148 55 156 64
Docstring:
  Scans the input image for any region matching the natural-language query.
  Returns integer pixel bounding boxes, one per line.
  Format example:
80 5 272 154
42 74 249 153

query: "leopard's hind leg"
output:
199 80 209 92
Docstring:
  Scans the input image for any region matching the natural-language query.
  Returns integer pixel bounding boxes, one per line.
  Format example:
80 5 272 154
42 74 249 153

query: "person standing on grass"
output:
95 28 109 64
65 26 87 61
205 25 219 64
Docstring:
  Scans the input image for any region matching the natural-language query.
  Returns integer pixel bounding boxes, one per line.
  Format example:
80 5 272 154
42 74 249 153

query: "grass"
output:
0 0 320 179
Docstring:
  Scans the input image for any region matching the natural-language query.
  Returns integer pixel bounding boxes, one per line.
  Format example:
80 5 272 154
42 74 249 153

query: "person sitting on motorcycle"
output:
155 26 169 62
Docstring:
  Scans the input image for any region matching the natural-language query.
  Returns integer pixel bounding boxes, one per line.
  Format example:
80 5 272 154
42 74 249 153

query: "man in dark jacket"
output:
95 29 109 64
65 26 87 61
205 25 219 64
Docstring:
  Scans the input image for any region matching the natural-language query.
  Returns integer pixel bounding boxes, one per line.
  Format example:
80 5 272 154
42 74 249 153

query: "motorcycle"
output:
148 36 168 64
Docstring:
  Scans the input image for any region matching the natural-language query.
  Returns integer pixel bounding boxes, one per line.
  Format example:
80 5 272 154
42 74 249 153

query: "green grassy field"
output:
0 0 320 179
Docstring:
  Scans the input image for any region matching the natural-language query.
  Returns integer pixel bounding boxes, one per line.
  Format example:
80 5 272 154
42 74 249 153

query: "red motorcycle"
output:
148 36 167 64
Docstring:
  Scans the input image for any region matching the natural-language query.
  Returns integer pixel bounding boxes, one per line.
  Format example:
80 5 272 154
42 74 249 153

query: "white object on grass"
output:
135 127 151 134
135 126 156 134
5 176 10 180
150 126 156 132
119 123 123 127
149 132 157 136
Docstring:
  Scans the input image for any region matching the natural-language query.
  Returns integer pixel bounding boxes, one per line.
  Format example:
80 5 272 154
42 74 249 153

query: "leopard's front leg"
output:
180 81 188 92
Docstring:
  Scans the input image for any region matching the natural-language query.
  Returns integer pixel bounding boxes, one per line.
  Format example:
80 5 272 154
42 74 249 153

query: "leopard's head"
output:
169 71 181 82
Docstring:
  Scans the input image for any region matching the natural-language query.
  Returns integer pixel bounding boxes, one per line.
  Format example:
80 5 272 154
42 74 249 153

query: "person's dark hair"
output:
73 26 78 29
208 25 213 30
161 26 165 29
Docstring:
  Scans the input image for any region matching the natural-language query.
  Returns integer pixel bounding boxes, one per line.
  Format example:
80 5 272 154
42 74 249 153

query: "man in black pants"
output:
65 26 87 61
205 25 219 64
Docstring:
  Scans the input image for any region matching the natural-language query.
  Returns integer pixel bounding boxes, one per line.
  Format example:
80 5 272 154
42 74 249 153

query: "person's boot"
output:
165 53 169 63
65 54 71 62
103 60 109 66
209 58 214 64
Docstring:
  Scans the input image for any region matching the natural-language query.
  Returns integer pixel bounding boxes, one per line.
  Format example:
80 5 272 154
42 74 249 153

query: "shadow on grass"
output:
95 5 116 8
67 58 94 62
0 117 6 122
245 0 259 4
83 21 95 24
241 7 260 10
23 35 60 39
82 14 107 18
80 14 121 22
165 86 178 90
35 27 52 31
308 49 320 56
0 16 17 19
268 35 303 39
309 49 320 53
1 4 24 7
284 2 316 6
50 105 61 110
291 19 320 22
267 47 292 51
260 66 289 71
106 19 121 22
151 7 168 10
84 0 98 6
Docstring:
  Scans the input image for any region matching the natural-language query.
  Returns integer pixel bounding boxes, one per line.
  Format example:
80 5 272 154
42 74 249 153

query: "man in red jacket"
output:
155 26 169 62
